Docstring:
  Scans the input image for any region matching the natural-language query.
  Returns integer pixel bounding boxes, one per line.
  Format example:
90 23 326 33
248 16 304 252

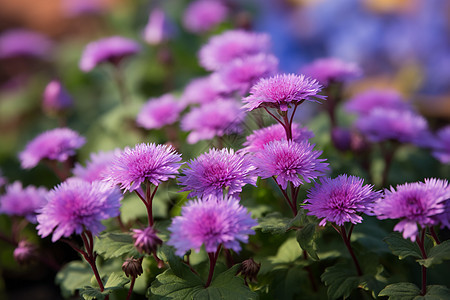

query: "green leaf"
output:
104 272 130 290
268 237 303 266
321 263 360 299
55 261 93 298
80 273 129 300
384 233 422 260
94 231 142 259
256 212 293 234
417 240 450 268
378 282 421 299
80 286 105 300
419 285 450 299
296 223 319 261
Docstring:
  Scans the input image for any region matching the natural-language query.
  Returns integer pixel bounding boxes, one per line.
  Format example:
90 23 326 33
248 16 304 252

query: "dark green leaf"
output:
417 240 450 268
419 285 450 299
94 231 142 259
321 262 360 299
256 212 292 234
80 286 105 300
296 223 319 261
379 282 421 299
267 237 303 266
104 272 130 290
55 261 93 298
383 233 422 260
80 273 130 300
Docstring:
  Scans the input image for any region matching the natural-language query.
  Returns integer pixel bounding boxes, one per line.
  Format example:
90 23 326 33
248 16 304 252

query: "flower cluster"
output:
300 57 362 86
183 0 228 33
136 94 183 130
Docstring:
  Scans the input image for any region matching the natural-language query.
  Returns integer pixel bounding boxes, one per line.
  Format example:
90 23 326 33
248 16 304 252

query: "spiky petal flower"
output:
178 148 256 198
345 89 412 116
183 0 228 33
79 36 141 72
242 123 314 153
243 74 325 111
431 125 450 164
132 227 163 254
199 30 270 71
304 175 380 226
104 143 182 193
37 179 122 242
181 99 244 144
136 94 183 130
252 140 328 189
19 128 86 169
167 195 257 256
72 149 122 182
374 178 450 241
0 181 48 223
300 57 362 86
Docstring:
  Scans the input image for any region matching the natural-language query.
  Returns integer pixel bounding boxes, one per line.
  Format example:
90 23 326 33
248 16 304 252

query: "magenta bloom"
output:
167 195 257 256
199 30 270 71
62 0 105 16
178 148 256 198
73 149 122 182
300 57 361 86
253 140 328 189
136 94 182 130
43 80 73 114
181 76 222 106
0 29 53 59
143 8 173 45
37 179 122 242
132 227 163 254
431 126 450 163
242 123 314 153
304 175 380 226
374 178 450 241
0 181 47 223
243 74 325 111
345 89 412 116
104 143 182 192
211 53 278 95
79 36 141 72
181 99 244 144
19 128 86 169
183 0 228 33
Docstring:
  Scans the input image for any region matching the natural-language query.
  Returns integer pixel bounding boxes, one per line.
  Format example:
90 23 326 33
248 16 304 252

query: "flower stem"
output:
81 231 105 292
416 229 428 295
271 176 297 216
126 276 136 300
430 227 441 245
145 183 159 227
205 245 222 287
112 65 130 105
340 225 362 276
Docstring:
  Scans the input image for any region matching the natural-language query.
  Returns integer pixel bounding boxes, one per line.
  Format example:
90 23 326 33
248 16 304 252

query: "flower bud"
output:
132 227 163 254
14 240 36 265
43 80 73 114
237 258 260 284
122 257 143 278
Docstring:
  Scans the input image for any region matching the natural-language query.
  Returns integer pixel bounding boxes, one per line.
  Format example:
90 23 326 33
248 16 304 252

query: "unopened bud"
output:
122 257 143 278
14 240 36 265
43 80 73 114
132 227 163 254
237 258 260 284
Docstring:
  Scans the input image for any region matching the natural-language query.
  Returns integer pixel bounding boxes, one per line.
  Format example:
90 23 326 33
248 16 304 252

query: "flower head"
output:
252 140 328 189
0 29 53 59
43 80 73 114
374 178 450 241
345 89 412 116
37 179 122 242
73 149 122 182
199 30 270 71
300 57 362 86
132 227 163 254
304 175 380 226
104 143 182 192
0 181 48 223
14 240 37 265
242 123 314 153
243 74 325 111
136 94 182 130
180 76 222 106
167 195 257 256
19 128 86 169
79 36 141 72
431 126 450 164
183 0 228 33
178 148 256 198
181 99 244 144
122 258 144 278
143 8 173 45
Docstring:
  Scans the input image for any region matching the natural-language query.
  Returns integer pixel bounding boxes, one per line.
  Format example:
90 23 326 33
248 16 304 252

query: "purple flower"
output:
0 29 53 59
132 227 163 254
136 94 183 130
62 0 105 16
178 148 257 198
36 179 122 242
304 175 380 226
243 74 325 111
431 126 450 163
43 80 73 114
181 99 244 144
242 123 314 153
0 181 47 223
345 89 412 116
73 149 122 182
374 178 450 241
79 36 141 72
181 76 222 106
183 0 228 33
167 195 257 256
143 8 173 45
252 140 328 189
211 53 279 95
19 128 86 169
104 143 182 193
199 30 270 71
14 240 37 265
300 57 362 86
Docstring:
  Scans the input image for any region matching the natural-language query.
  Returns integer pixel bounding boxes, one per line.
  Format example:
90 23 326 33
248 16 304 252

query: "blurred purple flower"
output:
0 29 53 59
180 76 222 106
374 178 450 241
73 149 122 182
14 240 37 265
252 140 328 189
300 57 362 86
345 89 412 116
42 80 73 114
243 74 325 111
181 99 244 144
62 0 105 17
37 179 122 242
304 175 380 226
431 126 450 164
183 0 228 33
19 128 86 169
242 123 314 153
199 30 270 71
0 181 47 223
167 194 257 256
104 143 182 192
132 226 163 254
79 36 141 72
143 8 174 45
136 94 182 130
178 148 256 198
